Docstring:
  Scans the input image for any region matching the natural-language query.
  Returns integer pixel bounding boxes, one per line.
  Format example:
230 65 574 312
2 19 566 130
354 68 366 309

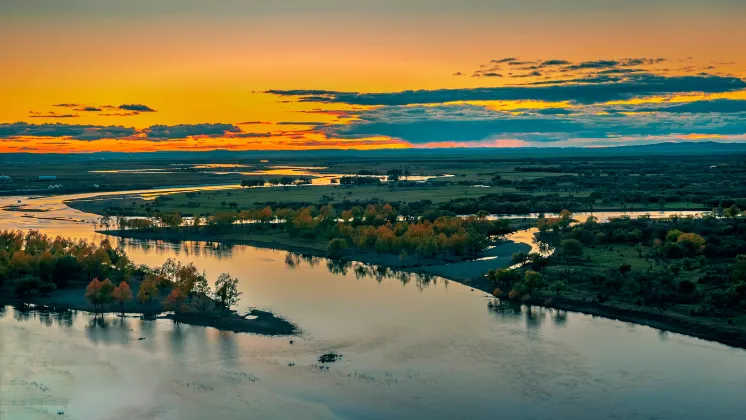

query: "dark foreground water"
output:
1 193 745 419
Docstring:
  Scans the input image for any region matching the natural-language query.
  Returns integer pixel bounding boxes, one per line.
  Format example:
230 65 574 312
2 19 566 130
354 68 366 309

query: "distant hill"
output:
2 141 746 163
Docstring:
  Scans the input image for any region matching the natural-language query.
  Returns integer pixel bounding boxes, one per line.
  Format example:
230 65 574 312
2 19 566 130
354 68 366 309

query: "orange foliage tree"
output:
112 281 133 313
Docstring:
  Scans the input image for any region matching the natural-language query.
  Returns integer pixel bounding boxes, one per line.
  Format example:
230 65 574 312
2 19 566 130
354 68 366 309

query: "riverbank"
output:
99 227 746 349
464 273 746 350
103 228 531 280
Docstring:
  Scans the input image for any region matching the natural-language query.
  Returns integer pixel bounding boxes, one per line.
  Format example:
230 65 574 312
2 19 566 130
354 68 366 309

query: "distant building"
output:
38 175 57 181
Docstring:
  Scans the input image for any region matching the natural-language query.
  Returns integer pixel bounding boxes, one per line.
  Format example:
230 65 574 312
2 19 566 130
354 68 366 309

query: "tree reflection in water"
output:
8 304 76 328
284 252 443 290
118 237 236 260
487 299 570 329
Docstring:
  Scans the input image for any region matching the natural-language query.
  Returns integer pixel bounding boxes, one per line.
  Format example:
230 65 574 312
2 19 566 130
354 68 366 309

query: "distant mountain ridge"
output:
2 141 746 163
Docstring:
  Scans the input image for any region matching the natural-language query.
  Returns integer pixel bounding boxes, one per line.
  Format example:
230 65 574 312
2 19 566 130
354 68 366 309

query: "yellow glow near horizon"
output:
2 10 746 152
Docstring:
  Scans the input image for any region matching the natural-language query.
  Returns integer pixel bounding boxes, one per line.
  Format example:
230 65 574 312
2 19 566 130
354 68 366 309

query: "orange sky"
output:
2 2 746 152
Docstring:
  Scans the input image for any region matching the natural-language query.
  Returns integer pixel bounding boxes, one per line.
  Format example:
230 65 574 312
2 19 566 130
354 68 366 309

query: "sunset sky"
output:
2 0 746 152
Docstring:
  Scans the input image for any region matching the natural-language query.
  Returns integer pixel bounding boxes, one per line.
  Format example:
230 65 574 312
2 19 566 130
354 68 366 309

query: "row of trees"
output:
83 266 241 315
111 202 514 261
0 230 136 295
240 176 312 188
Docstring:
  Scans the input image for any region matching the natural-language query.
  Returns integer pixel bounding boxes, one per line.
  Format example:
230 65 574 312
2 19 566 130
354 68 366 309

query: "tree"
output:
84 277 115 311
327 238 348 259
560 239 583 261
164 288 187 313
194 272 211 311
724 204 741 218
523 270 544 294
488 268 521 290
175 263 199 301
676 233 706 254
137 275 158 306
550 280 566 296
112 281 133 313
213 273 242 311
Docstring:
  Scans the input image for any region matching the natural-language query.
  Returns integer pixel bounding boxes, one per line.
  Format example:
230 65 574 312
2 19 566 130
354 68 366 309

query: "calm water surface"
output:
1 192 745 420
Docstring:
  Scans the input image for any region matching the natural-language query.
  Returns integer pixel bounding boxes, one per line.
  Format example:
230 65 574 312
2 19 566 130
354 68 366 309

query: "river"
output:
1 190 745 420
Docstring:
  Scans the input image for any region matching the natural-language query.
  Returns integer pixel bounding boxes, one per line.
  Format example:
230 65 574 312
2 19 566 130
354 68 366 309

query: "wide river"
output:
1 189 744 420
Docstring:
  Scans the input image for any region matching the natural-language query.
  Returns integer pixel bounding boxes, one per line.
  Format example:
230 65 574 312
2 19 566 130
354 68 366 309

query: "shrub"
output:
13 276 43 297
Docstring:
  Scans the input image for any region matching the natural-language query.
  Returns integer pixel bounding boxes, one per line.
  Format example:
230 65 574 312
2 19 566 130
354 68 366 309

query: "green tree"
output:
523 270 544 294
560 239 583 261
213 273 242 311
550 280 566 296
194 272 211 311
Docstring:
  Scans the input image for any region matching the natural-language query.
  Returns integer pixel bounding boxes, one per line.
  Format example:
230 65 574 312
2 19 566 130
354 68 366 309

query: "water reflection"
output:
283 251 443 291
487 299 569 331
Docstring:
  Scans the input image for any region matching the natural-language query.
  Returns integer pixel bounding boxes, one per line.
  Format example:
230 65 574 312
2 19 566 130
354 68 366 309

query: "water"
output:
1 191 746 419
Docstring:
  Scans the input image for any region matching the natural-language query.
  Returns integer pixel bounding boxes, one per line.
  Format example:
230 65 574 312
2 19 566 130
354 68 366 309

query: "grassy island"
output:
0 230 296 335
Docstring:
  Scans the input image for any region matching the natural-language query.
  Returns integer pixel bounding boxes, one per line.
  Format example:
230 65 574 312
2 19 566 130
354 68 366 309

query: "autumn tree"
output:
112 281 133 314
137 275 159 306
84 277 115 311
164 288 187 313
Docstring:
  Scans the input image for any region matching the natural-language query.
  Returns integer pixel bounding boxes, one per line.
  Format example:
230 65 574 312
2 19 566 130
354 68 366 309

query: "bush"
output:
13 276 43 297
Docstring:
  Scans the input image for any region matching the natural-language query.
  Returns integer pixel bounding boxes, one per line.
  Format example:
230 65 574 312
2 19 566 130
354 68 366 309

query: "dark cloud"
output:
535 108 574 115
453 71 465 76
483 73 503 77
119 104 157 112
0 122 136 140
276 121 327 126
53 103 81 108
320 103 746 144
643 99 746 114
238 121 272 125
78 106 102 112
491 57 516 63
29 112 79 118
145 123 240 140
566 60 620 70
267 74 746 106
231 132 272 138
100 112 140 117
541 60 571 66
